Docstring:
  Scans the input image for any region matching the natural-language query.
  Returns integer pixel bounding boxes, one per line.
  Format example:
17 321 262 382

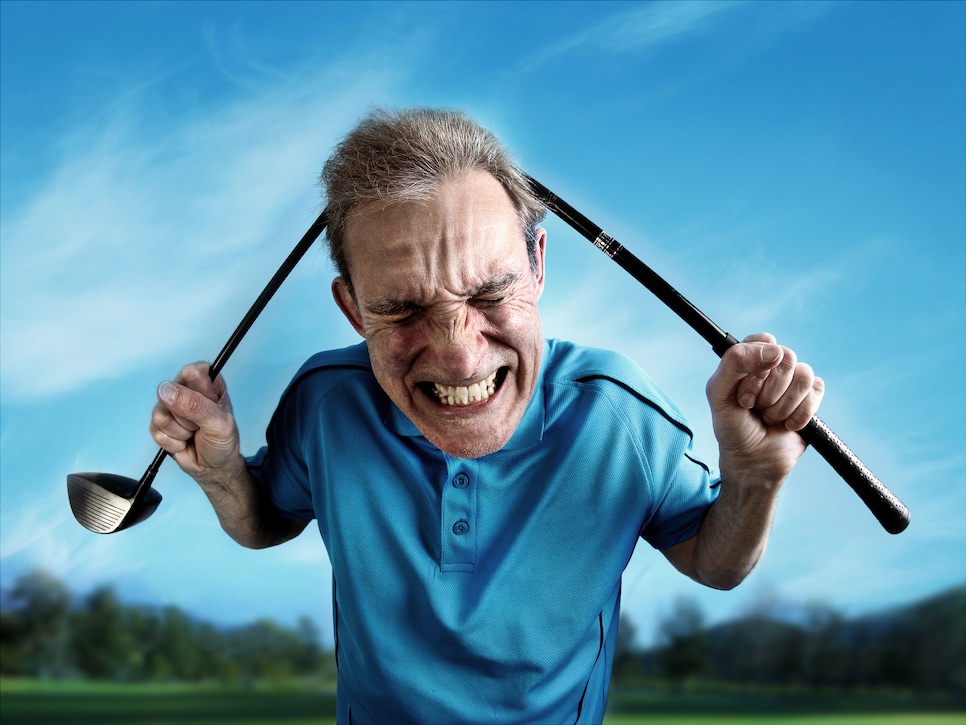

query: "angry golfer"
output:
150 108 824 724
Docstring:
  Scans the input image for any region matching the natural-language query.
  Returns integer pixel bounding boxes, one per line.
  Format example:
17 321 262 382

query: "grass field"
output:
603 688 966 725
0 679 336 725
1 679 963 724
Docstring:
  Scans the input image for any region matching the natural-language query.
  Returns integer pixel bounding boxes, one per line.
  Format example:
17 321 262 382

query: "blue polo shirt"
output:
247 339 718 724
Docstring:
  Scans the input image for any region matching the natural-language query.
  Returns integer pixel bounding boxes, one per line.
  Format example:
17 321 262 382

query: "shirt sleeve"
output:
639 436 719 551
609 382 719 551
245 379 317 521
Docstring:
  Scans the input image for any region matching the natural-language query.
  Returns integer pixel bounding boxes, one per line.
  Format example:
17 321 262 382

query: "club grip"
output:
800 415 910 534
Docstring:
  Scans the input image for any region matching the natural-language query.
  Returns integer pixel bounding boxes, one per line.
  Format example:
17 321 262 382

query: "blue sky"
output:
1 1 963 646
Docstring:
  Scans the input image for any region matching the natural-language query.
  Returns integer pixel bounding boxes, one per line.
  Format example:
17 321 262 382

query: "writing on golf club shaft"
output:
66 212 330 534
526 175 910 535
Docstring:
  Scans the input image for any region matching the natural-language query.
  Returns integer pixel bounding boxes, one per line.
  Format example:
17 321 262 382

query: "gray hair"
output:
320 108 545 292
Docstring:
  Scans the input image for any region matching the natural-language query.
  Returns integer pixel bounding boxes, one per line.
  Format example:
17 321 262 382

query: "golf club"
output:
67 211 329 534
527 176 910 535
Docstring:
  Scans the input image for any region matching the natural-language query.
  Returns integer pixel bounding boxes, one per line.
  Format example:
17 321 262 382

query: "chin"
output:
424 424 512 460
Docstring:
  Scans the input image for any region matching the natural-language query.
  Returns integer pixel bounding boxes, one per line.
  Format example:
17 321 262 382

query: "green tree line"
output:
4 570 963 695
0 571 332 682
615 585 966 695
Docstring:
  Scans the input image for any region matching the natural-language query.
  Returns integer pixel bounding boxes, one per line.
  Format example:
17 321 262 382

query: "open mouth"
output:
417 367 509 407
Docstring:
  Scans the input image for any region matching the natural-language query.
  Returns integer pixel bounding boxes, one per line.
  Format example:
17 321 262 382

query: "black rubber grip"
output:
800 416 910 533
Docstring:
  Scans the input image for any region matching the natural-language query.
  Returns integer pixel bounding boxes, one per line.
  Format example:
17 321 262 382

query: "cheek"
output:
366 327 424 379
485 300 543 344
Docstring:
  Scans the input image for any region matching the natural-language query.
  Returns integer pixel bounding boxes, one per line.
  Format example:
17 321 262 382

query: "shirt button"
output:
452 520 469 535
453 473 470 488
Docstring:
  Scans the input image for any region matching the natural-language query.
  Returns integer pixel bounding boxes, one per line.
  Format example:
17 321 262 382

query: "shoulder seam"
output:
573 373 696 442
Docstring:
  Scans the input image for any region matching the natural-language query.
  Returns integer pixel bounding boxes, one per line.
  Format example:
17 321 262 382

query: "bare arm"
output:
663 334 824 590
151 362 309 549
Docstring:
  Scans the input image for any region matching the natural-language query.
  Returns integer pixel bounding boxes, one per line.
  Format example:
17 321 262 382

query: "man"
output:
150 108 823 723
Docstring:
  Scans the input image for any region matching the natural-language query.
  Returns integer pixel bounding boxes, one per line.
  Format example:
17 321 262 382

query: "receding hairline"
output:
320 108 546 293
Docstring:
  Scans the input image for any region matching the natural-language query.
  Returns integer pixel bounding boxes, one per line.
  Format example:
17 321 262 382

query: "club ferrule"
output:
592 231 622 258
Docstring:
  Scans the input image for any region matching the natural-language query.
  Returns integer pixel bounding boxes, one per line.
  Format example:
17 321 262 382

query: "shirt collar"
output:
383 340 549 452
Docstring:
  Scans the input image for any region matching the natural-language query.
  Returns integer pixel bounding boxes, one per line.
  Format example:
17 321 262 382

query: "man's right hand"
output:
150 362 308 548
150 362 240 480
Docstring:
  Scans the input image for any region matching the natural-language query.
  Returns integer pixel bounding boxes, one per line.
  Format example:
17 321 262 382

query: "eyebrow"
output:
471 272 520 298
365 272 522 318
365 298 425 318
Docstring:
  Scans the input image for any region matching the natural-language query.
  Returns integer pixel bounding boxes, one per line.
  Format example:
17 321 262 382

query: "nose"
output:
424 305 487 381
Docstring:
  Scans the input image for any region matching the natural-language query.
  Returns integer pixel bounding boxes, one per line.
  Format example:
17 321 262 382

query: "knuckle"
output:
731 343 764 374
150 405 168 427
177 362 212 387
785 409 812 432
154 430 182 453
182 392 208 418
743 332 776 344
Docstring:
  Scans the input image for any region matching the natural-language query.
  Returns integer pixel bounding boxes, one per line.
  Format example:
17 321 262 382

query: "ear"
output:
332 277 366 338
532 227 548 300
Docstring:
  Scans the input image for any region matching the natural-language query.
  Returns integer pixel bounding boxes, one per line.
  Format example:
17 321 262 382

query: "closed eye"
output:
470 295 506 308
366 298 425 323
470 273 519 307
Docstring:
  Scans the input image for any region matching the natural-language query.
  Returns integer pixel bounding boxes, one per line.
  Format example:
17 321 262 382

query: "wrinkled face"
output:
333 171 546 459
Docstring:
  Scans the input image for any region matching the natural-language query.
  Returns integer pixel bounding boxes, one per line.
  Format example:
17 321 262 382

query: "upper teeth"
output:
433 370 498 406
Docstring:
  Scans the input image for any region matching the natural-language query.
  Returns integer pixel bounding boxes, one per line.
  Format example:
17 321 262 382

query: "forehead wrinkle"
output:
344 171 531 310
366 268 521 317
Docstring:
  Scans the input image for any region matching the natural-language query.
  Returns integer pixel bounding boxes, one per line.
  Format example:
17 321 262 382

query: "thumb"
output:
157 379 223 430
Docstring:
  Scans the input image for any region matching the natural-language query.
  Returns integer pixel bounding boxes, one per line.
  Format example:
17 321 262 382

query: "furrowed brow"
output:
365 272 522 318
472 272 520 297
365 297 425 318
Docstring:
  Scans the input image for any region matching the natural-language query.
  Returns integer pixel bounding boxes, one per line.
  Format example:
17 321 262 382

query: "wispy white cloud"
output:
518 0 834 76
0 60 396 400
520 0 748 71
203 20 293 89
606 0 748 51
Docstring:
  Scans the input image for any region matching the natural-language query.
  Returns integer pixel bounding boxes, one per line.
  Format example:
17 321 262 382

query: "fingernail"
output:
761 345 782 364
740 393 756 409
158 381 178 405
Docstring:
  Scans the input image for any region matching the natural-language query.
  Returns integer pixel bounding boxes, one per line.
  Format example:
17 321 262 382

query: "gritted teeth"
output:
432 369 501 407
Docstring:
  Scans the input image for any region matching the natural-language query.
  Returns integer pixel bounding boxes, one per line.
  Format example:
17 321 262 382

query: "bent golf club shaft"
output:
132 211 330 502
527 176 910 535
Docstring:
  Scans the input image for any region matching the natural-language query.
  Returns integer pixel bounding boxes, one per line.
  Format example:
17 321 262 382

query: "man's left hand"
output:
706 333 825 488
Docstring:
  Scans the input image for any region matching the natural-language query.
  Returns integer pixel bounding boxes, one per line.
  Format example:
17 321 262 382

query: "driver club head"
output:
67 472 162 534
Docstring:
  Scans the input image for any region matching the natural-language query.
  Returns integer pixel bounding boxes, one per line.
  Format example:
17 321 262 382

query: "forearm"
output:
665 455 784 591
670 333 822 589
193 454 308 549
688 475 780 589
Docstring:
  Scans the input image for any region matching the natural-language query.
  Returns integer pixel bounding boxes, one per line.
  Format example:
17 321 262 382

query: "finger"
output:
151 394 198 441
155 380 229 447
751 346 798 411
742 332 777 345
708 341 785 410
151 423 190 454
777 373 825 432
756 360 812 424
150 382 200 454
173 362 219 401
735 373 766 410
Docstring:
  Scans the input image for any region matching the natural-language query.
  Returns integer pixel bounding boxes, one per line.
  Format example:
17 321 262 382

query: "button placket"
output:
440 460 477 572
